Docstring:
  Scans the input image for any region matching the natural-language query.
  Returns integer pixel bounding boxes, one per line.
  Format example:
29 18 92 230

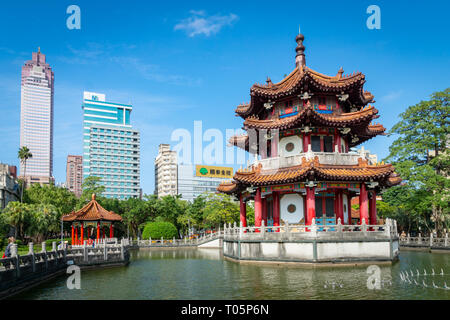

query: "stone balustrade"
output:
399 233 449 250
0 239 130 299
134 231 224 248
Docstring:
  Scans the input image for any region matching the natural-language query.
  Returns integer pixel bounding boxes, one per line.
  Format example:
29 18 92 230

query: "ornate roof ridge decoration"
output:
229 156 401 187
61 193 123 222
217 181 239 194
243 103 379 130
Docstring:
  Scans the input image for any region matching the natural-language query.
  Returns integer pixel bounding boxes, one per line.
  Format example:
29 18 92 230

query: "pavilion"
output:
62 194 123 245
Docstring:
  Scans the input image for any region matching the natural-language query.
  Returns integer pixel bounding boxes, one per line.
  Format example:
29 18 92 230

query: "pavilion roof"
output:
236 65 374 118
243 103 380 130
61 194 123 222
217 157 401 194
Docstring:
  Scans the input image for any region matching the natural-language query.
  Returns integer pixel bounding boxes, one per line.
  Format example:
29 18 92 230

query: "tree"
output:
17 146 32 202
202 193 240 228
77 176 105 208
2 201 33 239
120 197 151 238
24 183 77 215
155 195 188 231
385 88 450 236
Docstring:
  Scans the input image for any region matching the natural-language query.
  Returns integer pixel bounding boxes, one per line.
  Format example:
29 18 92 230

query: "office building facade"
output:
66 155 83 198
82 92 140 200
19 48 54 185
154 144 177 198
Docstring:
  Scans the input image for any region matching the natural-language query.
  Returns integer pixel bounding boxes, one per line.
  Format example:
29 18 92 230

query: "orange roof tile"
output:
61 194 123 222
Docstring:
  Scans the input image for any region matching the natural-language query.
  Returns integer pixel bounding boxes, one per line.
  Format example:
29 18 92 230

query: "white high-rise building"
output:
19 48 54 185
154 144 177 197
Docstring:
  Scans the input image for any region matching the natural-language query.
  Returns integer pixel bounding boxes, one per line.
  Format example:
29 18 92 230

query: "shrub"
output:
142 221 178 240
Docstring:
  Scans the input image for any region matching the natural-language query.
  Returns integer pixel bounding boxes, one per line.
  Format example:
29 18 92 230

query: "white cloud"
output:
380 90 403 102
174 11 238 37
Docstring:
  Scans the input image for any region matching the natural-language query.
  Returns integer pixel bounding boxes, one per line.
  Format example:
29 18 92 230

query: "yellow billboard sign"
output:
195 165 234 178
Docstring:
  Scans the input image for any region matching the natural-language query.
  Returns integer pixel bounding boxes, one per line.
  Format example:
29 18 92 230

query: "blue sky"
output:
0 0 449 195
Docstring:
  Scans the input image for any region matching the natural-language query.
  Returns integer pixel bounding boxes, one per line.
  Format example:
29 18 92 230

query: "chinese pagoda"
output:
218 31 402 233
62 194 122 245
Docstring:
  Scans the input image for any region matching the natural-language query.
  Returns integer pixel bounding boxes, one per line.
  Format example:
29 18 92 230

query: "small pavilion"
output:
62 194 123 245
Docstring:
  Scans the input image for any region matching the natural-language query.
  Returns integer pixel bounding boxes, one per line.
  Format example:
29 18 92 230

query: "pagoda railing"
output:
254 151 364 171
134 230 224 247
223 218 398 241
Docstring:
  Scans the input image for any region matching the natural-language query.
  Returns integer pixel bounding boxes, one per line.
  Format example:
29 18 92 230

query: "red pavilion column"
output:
359 183 369 225
306 186 316 225
262 197 267 226
80 224 84 244
334 132 341 152
97 222 100 242
347 194 352 225
71 225 74 245
369 191 378 226
273 192 280 227
303 133 311 152
239 194 247 227
254 188 262 232
110 224 114 238
75 227 78 245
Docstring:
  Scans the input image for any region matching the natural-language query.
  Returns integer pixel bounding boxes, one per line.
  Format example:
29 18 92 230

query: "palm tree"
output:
18 146 32 202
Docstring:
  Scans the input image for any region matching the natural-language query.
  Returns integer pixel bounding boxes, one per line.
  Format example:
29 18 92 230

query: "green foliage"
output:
78 176 105 208
142 221 178 240
203 193 240 228
24 184 77 215
384 88 450 235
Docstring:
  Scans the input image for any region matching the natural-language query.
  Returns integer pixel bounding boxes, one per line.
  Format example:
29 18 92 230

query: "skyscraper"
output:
66 155 83 197
82 92 141 200
19 48 54 185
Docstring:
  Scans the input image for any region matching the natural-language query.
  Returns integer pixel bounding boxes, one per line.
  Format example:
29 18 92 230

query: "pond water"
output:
12 249 450 300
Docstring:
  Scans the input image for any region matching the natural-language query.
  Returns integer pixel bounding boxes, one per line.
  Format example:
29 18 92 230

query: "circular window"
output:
285 142 295 152
287 204 296 213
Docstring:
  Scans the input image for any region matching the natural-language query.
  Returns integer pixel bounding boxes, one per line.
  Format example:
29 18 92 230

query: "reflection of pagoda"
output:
218 31 401 230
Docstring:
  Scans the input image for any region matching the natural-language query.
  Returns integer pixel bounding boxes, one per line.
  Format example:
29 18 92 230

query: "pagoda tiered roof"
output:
217 157 401 194
236 65 374 118
244 103 380 130
62 194 123 222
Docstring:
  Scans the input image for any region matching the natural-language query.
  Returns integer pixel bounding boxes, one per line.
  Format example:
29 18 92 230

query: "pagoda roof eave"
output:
61 194 123 222
217 157 401 194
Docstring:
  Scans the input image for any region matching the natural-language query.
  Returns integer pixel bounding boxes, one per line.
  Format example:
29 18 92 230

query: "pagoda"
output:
218 31 402 232
62 194 123 246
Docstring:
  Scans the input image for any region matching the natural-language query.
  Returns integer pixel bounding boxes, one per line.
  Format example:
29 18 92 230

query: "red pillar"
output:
81 224 84 244
347 195 352 225
262 197 267 225
97 222 100 241
334 132 341 152
369 191 378 225
336 190 344 224
71 225 74 245
303 133 311 152
306 187 316 225
110 224 114 238
254 188 262 231
75 227 78 245
273 192 280 227
239 194 247 227
359 183 369 225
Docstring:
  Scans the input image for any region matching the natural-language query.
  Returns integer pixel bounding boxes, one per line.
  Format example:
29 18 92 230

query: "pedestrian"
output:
3 236 15 258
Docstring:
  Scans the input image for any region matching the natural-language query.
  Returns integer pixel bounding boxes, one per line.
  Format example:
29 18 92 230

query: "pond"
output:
11 248 450 300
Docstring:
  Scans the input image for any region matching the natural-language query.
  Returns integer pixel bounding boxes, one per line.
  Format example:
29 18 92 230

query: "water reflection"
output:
11 249 450 300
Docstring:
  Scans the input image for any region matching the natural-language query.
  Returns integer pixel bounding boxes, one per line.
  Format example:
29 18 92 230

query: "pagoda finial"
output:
295 27 306 68
92 193 96 201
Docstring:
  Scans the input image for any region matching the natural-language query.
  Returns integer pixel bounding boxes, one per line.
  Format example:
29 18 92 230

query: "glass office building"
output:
82 92 141 199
